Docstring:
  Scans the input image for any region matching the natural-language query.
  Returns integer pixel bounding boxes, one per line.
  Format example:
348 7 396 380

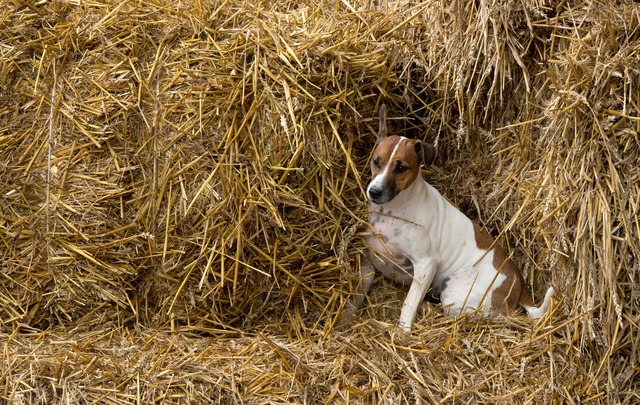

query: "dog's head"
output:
366 105 436 205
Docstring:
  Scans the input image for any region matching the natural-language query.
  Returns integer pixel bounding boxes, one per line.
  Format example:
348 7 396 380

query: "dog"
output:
357 104 555 331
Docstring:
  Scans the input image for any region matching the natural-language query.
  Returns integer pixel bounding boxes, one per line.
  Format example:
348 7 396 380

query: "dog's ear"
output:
377 104 388 143
415 141 436 167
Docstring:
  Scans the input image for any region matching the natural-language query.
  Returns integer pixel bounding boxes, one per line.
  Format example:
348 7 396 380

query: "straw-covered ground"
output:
1 0 638 403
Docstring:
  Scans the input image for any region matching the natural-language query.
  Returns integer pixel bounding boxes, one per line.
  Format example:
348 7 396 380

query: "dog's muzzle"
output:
367 183 395 205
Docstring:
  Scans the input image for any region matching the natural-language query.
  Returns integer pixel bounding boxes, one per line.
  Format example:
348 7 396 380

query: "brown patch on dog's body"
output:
472 222 530 312
473 222 494 250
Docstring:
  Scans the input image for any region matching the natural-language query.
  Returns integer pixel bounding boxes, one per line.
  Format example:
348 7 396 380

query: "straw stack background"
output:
1 0 638 403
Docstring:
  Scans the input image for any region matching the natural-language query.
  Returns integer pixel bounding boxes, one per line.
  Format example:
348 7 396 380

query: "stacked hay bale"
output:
0 0 638 403
1 0 385 331
399 0 639 357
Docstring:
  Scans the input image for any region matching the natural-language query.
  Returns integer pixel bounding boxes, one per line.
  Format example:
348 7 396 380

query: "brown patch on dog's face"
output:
367 136 422 204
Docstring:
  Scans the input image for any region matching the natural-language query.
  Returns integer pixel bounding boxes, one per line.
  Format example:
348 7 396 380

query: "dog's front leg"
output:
398 258 437 331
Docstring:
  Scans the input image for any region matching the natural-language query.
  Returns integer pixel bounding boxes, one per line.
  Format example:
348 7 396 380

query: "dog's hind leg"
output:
351 258 376 310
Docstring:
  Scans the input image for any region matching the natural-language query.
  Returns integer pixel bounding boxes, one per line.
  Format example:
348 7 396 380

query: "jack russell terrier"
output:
358 104 554 331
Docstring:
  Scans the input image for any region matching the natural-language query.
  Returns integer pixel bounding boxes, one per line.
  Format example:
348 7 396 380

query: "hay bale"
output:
403 0 640 357
0 0 638 403
1 317 570 403
0 0 386 329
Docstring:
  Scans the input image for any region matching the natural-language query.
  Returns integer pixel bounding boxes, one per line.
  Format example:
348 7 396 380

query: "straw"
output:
1 0 638 403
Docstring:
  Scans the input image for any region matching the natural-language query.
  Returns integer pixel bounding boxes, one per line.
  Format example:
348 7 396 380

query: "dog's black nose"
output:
368 187 383 201
367 187 386 204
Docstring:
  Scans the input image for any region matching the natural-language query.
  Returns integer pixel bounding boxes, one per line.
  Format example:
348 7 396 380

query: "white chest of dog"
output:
359 105 554 331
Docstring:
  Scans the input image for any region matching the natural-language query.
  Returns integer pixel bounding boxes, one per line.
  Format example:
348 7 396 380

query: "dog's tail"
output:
520 286 555 318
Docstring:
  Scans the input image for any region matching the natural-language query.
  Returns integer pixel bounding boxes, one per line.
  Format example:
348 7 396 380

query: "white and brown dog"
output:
358 105 554 331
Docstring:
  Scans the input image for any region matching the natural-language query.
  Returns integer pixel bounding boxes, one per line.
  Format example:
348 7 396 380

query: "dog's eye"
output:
372 157 380 168
396 164 408 174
